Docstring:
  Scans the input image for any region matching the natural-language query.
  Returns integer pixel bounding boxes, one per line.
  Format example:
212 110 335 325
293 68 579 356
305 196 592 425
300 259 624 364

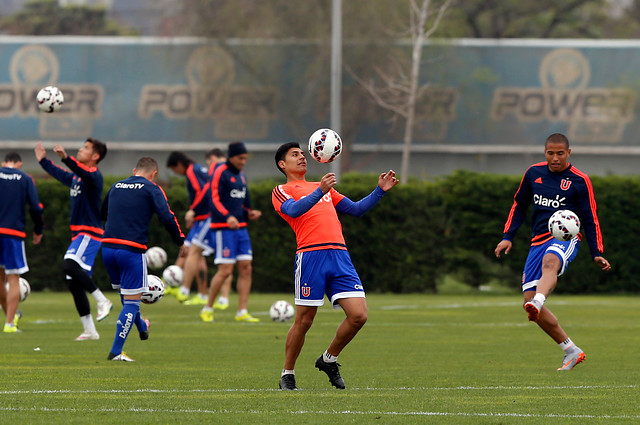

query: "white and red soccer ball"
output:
145 246 167 270
36 86 64 113
548 209 581 241
162 265 183 288
269 300 295 322
308 128 342 163
141 275 165 304
4 278 30 302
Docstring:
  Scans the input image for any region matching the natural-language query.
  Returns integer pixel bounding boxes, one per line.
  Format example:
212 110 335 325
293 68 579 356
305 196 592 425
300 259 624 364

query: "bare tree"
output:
349 0 452 183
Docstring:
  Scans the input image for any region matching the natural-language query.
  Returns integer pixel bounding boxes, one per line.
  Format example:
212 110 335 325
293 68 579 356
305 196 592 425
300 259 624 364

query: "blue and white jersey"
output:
101 175 184 252
502 161 604 258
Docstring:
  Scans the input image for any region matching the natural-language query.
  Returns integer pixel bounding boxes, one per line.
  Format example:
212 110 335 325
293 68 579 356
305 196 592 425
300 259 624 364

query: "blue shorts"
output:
0 236 28 275
101 246 149 296
294 249 365 308
195 227 253 265
522 237 580 292
185 219 213 256
64 234 101 276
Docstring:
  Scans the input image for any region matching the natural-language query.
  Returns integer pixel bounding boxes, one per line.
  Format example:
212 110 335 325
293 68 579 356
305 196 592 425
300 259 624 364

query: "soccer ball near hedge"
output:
37 86 64 113
308 128 342 163
269 300 294 322
141 275 164 304
145 246 167 270
162 265 183 287
548 209 581 241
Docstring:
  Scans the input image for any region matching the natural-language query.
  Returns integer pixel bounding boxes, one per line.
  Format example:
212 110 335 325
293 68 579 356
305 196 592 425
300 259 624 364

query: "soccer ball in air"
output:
4 278 30 302
162 265 183 288
548 209 581 241
308 128 342 163
37 86 64 113
269 300 295 322
141 275 165 304
145 246 167 269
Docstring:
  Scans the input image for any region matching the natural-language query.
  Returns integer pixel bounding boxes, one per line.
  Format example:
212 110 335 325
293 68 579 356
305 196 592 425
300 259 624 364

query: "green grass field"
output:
1 291 639 424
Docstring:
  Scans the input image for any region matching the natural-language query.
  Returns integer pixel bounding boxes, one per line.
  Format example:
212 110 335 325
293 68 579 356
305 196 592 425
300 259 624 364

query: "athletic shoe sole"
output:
524 302 540 322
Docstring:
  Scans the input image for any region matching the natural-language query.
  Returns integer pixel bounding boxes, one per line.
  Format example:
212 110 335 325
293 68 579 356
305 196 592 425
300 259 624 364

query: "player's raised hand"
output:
53 144 68 159
320 173 337 194
378 170 399 191
34 142 46 161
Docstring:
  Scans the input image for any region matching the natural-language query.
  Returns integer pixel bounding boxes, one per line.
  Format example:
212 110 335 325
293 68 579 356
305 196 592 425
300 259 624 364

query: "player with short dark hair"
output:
101 157 184 361
35 138 112 341
198 141 262 323
272 142 399 390
495 133 611 371
0 152 43 332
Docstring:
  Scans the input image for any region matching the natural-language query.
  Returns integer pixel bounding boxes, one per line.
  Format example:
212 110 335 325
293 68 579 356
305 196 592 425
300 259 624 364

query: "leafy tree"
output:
0 0 138 35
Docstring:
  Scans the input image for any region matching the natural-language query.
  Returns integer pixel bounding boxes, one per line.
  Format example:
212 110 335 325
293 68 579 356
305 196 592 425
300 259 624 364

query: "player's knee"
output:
62 258 80 275
349 311 367 328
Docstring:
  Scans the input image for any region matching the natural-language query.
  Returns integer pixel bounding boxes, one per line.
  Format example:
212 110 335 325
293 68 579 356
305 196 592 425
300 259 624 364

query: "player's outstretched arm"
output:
593 256 611 272
378 170 399 191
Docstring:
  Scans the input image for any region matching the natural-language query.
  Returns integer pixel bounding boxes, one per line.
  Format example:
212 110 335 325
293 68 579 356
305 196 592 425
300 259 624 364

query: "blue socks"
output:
109 299 140 356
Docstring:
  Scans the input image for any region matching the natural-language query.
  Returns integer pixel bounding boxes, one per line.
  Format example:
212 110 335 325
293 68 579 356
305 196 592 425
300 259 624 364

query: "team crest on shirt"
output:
301 284 310 297
560 178 572 190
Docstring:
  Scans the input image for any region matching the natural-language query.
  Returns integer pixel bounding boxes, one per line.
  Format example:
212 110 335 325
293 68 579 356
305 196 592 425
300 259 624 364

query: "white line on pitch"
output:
0 406 639 419
0 384 635 395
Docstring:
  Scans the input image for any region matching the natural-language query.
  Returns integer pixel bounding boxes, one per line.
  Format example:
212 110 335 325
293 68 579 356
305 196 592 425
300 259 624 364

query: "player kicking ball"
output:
495 133 610 371
272 142 399 390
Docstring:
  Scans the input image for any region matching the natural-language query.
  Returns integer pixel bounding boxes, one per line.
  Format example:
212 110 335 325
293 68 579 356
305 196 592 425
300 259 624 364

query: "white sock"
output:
80 314 97 334
323 350 338 363
217 296 229 304
281 369 295 376
201 306 213 313
179 286 190 297
559 337 579 353
237 309 248 316
91 289 108 304
533 293 546 305
198 293 208 300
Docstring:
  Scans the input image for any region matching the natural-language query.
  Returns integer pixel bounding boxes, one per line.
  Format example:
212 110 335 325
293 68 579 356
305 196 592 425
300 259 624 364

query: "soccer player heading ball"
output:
272 142 399 390
495 133 611 371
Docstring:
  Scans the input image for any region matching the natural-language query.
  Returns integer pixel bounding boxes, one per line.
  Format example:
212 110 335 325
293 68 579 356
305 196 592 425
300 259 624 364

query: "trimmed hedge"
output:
20 171 640 294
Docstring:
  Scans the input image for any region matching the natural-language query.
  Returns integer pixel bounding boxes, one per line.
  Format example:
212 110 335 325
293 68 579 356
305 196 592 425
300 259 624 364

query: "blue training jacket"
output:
502 161 604 259
39 156 104 239
0 167 44 239
101 175 184 253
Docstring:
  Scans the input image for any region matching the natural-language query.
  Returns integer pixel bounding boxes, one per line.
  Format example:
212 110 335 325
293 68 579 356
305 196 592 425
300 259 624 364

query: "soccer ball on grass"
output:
141 275 164 304
37 86 64 113
308 128 342 163
269 300 295 322
145 246 167 269
548 209 581 241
